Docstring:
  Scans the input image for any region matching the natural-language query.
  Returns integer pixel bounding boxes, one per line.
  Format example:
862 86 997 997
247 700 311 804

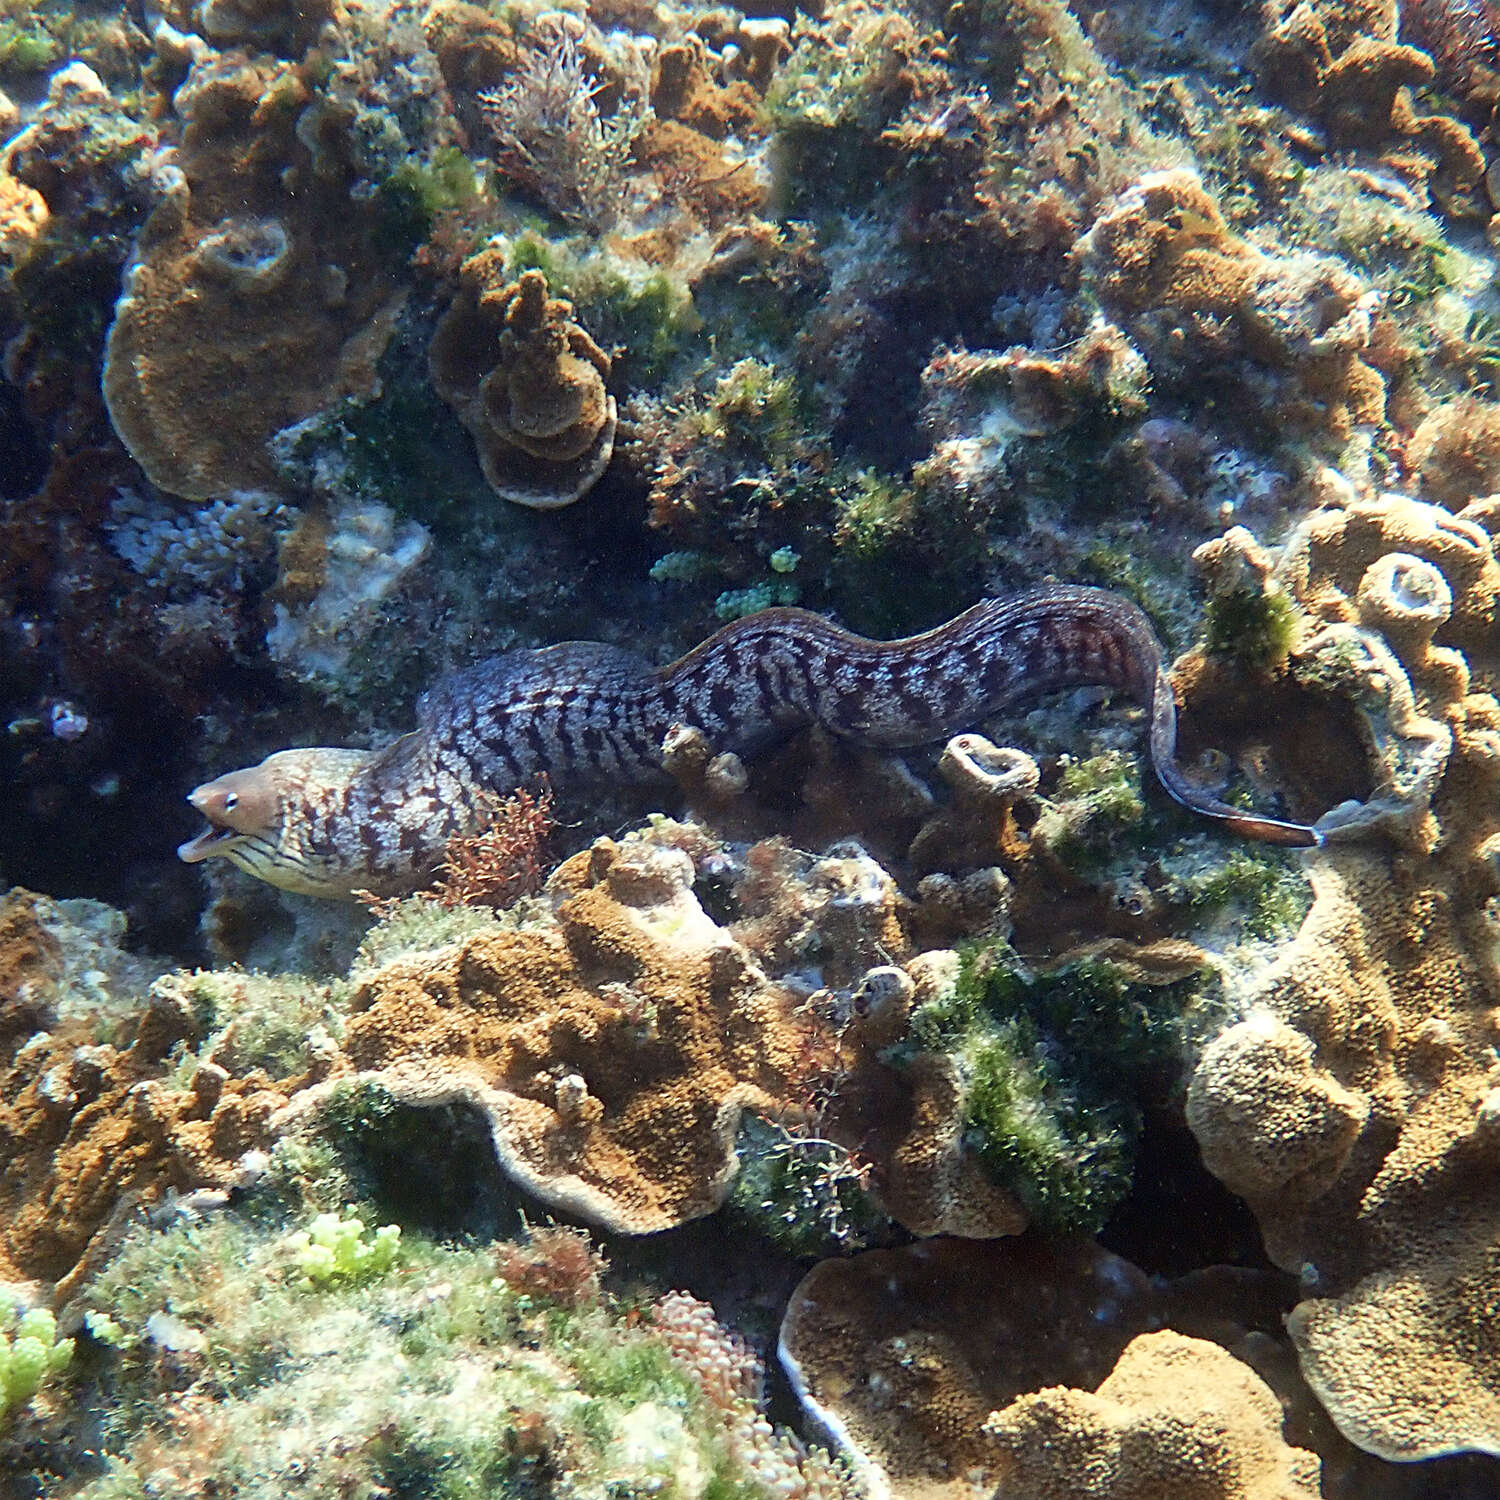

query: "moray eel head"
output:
178 747 374 897
179 764 282 865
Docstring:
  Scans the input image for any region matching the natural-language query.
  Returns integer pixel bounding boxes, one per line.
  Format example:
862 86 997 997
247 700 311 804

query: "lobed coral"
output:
429 255 618 508
1077 167 1389 447
777 1237 1160 1500
289 837 816 1232
100 39 417 501
984 1329 1323 1500
1185 482 1500 1460
1252 0 1485 205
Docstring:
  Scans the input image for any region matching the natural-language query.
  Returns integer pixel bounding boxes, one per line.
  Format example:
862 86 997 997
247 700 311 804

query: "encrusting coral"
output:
1077 167 1389 445
775 1235 1328 1500
100 43 413 500
983 1329 1323 1500
287 837 813 1232
429 253 618 508
1185 478 1500 1461
1251 0 1485 206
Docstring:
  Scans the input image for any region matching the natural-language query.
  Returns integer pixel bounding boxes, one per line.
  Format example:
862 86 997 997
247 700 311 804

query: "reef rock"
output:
303 837 809 1231
429 255 617 508
1186 484 1500 1460
984 1329 1323 1500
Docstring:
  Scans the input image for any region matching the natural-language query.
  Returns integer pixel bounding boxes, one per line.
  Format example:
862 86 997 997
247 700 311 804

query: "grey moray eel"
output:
178 585 1324 898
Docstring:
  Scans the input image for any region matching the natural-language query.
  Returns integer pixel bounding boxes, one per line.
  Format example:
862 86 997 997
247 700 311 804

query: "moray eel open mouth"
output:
177 816 242 863
177 772 277 865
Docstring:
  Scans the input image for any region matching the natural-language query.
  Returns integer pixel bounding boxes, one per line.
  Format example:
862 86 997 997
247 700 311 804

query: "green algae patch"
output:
67 1211 820 1500
0 1300 74 1421
1202 585 1296 671
726 1114 890 1259
373 146 480 258
901 949 1206 1234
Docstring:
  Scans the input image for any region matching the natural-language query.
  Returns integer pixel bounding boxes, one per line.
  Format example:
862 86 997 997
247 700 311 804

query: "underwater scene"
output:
5 0 1500 1494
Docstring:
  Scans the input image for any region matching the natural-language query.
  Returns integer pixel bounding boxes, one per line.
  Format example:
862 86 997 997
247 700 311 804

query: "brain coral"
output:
1186 484 1500 1460
308 837 810 1232
101 49 407 500
429 254 617 508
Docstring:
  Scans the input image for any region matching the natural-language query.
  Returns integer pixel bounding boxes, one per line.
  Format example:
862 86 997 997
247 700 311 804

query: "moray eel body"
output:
178 586 1322 898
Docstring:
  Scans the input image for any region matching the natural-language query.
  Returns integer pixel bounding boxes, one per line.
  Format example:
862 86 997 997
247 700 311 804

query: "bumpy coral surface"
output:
1187 485 1500 1461
777 1237 1161 1498
100 42 414 500
984 1329 1323 1500
300 837 812 1231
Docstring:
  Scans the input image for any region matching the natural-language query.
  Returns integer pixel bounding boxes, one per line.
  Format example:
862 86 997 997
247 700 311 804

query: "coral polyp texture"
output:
101 44 415 500
308 838 812 1232
1186 482 1500 1461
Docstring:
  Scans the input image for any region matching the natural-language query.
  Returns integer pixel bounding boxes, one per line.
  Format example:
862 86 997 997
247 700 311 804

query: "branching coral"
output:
429 255 618 508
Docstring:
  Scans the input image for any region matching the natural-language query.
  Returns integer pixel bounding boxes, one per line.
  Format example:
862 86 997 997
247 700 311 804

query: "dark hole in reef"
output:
1177 667 1374 826
322 1091 529 1241
833 284 1007 472
0 381 49 499
1097 1101 1271 1276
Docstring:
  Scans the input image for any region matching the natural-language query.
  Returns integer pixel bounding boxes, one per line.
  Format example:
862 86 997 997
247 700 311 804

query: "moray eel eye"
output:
177 767 279 864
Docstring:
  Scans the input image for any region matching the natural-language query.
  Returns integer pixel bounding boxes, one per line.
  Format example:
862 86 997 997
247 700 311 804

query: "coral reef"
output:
429 255 618 508
294 837 815 1232
1185 483 1500 1461
46 1211 852 1500
14 0 1500 1491
777 1237 1161 1498
1252 0 1485 206
100 34 424 500
1077 167 1389 446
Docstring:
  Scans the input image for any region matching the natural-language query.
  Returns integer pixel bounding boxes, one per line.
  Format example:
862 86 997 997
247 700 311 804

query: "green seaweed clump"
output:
1039 750 1150 873
829 466 989 635
726 1114 889 1259
285 1213 402 1285
0 1301 73 1420
1202 585 1296 671
1177 844 1310 942
904 951 1205 1234
373 145 480 257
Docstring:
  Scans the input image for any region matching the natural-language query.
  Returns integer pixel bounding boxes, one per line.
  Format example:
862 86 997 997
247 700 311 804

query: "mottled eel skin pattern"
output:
178 586 1322 898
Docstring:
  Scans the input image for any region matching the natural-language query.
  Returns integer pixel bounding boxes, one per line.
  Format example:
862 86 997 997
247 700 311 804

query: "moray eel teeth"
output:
180 588 1326 900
